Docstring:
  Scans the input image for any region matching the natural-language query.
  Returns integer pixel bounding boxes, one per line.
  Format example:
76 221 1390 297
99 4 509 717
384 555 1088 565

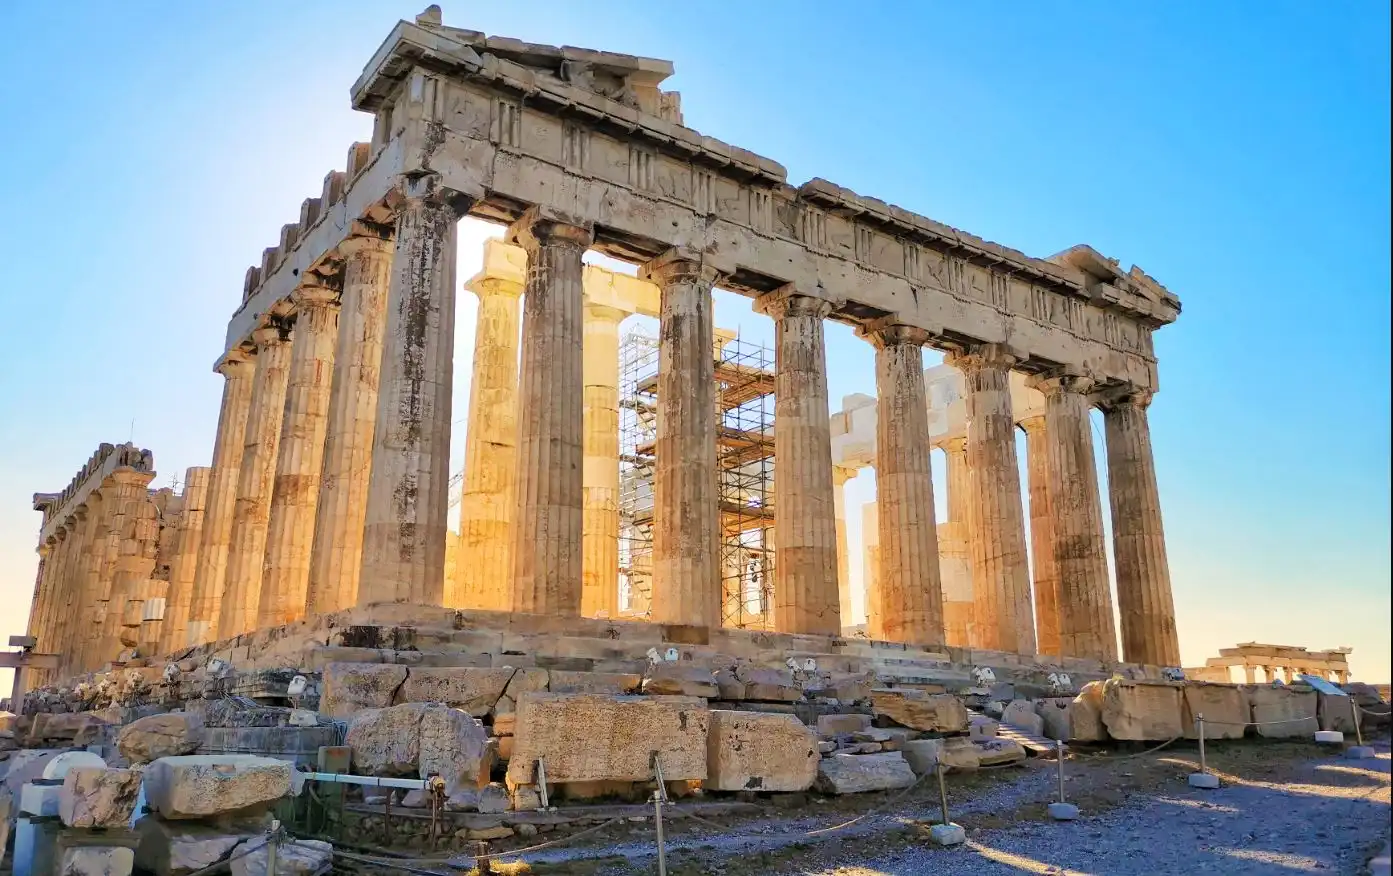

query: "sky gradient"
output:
0 2 1387 684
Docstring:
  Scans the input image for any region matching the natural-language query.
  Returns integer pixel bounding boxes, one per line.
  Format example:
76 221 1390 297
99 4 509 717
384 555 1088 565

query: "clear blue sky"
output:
0 2 1387 682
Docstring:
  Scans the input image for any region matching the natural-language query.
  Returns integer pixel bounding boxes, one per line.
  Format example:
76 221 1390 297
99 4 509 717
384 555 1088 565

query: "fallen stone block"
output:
816 713 871 737
870 690 968 733
59 767 143 828
507 694 708 785
117 712 204 764
143 755 292 820
1069 682 1107 743
969 713 1000 739
1101 679 1183 741
1036 698 1072 741
641 665 719 698
1317 692 1358 734
733 665 802 702
1245 685 1318 738
229 835 332 876
1181 683 1248 740
974 738 1026 766
814 752 916 794
901 737 980 775
319 663 407 719
399 667 515 716
346 703 490 794
706 710 818 792
1000 699 1044 735
134 820 255 876
59 846 135 876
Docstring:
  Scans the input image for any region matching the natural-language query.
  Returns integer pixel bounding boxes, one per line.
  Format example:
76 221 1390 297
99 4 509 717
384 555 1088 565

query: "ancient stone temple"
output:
24 7 1184 690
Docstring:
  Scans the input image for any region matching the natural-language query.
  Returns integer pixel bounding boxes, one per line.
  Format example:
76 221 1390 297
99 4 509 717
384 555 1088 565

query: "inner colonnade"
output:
26 12 1186 682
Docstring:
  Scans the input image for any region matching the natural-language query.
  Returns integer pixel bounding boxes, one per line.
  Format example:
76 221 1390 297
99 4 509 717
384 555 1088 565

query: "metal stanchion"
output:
1347 697 1375 759
652 753 670 876
928 761 966 846
1047 739 1079 820
536 757 551 809
266 819 281 874
1188 713 1219 789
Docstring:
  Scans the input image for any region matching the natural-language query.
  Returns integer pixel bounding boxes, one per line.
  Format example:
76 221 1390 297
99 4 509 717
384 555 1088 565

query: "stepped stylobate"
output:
23 8 1184 691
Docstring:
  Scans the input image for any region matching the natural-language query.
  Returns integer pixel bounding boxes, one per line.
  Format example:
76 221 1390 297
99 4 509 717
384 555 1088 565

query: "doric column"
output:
755 289 841 636
452 271 524 611
1101 389 1180 666
1242 664 1256 684
65 492 111 675
1020 416 1060 657
579 301 626 618
123 498 160 655
219 327 292 637
944 345 1034 654
644 250 721 628
100 469 155 663
307 232 393 616
360 185 466 607
160 467 209 654
258 282 341 628
186 350 254 646
507 207 593 616
863 323 945 646
27 542 50 644
59 506 104 670
34 529 72 685
1031 374 1116 661
832 465 856 625
939 437 974 647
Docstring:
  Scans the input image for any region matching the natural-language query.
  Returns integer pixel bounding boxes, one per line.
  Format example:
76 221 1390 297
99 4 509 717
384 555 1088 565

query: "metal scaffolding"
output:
618 326 777 628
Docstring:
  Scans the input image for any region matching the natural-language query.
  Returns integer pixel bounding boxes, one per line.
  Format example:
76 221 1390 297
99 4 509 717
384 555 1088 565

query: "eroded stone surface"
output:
117 712 204 763
399 667 515 715
1069 681 1108 742
706 710 818 792
319 662 408 718
1181 683 1248 740
59 846 135 876
902 737 980 774
229 836 332 876
507 693 708 784
135 820 255 876
59 767 142 828
870 690 968 733
815 752 916 794
1245 684 1319 738
346 702 490 792
143 755 291 820
1101 679 1184 741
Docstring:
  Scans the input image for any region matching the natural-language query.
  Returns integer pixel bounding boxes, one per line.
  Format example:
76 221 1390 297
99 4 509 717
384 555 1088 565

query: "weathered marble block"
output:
706 710 818 792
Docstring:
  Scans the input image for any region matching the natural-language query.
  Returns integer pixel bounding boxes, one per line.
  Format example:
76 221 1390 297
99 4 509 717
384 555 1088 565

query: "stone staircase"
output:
971 706 1064 758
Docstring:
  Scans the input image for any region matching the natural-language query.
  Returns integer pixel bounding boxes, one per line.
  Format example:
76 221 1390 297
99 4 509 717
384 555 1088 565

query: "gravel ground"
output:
485 739 1390 875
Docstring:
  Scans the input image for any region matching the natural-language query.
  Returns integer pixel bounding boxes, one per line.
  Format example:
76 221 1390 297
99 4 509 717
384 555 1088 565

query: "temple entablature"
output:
36 442 154 544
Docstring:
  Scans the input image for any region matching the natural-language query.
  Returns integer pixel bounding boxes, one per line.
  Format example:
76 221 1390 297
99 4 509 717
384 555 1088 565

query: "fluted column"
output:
34 530 71 685
27 543 50 644
219 327 292 637
579 301 626 618
307 233 393 616
939 437 974 646
1021 416 1060 656
944 345 1034 654
865 324 944 647
508 207 593 616
360 187 465 607
452 273 524 610
66 492 110 675
644 251 721 628
59 506 103 671
187 350 254 646
1101 390 1179 666
258 282 341 628
160 467 209 654
755 289 840 636
1031 374 1116 661
831 465 855 624
123 498 160 654
99 469 155 664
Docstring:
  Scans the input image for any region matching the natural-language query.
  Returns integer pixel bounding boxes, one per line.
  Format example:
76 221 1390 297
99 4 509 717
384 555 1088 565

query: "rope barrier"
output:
1081 736 1183 760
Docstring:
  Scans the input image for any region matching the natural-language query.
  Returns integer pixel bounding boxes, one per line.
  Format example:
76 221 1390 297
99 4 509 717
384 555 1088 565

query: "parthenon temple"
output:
22 7 1185 693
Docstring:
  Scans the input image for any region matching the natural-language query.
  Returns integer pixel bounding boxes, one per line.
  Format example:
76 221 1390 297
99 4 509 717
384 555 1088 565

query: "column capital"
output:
583 300 630 324
638 248 723 288
395 172 477 216
857 319 932 349
832 464 858 487
1018 414 1046 435
215 348 253 377
339 226 395 257
942 435 968 454
37 542 51 557
468 276 524 300
1095 384 1154 413
752 286 835 321
291 278 341 310
943 342 1021 372
507 205 594 252
250 325 290 350
109 467 155 488
1027 371 1096 397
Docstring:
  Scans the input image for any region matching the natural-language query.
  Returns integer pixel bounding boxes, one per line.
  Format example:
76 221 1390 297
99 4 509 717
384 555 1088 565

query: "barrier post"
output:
652 753 669 876
928 761 966 845
1188 713 1219 789
1347 697 1375 759
1047 739 1079 820
266 819 280 875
